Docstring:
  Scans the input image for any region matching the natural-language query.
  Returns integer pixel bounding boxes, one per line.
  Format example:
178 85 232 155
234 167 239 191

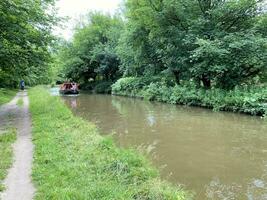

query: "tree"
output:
119 0 267 89
0 0 58 87
58 12 124 86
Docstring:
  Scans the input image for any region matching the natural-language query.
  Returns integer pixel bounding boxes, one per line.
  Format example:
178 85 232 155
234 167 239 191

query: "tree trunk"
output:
201 74 211 89
173 70 180 85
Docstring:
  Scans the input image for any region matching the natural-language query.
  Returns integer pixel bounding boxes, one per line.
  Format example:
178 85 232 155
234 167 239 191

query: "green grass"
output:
0 88 17 106
0 128 16 192
16 98 24 107
28 86 191 200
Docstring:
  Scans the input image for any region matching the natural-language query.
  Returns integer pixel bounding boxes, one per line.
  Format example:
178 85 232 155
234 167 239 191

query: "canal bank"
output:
111 78 267 116
29 86 190 199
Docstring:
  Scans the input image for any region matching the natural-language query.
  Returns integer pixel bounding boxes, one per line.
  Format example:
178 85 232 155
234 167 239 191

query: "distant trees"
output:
58 13 124 87
58 0 267 91
0 0 58 87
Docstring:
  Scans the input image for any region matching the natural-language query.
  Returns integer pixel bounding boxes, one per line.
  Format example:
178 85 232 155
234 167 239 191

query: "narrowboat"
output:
59 83 79 95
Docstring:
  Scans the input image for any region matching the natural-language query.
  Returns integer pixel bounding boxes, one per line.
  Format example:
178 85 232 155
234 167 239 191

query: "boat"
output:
59 82 79 95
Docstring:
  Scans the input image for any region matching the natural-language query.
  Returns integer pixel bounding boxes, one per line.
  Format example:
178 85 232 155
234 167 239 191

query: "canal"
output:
62 93 267 200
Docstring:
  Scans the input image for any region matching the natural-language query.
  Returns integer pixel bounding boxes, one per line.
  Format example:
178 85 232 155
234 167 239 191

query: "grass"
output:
0 88 17 106
28 86 191 200
0 128 16 192
16 98 24 107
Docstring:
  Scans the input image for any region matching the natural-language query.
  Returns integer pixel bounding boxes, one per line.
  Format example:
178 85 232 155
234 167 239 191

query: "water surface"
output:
62 94 267 200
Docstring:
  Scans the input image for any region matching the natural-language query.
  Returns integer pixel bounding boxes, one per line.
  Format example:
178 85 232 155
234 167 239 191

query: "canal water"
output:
62 93 267 200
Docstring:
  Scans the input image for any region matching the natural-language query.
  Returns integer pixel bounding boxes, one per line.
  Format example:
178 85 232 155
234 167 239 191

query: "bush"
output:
112 77 267 116
94 81 113 94
80 81 113 94
112 76 165 97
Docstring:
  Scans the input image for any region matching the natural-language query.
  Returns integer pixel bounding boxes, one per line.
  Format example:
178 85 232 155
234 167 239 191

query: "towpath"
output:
0 91 35 200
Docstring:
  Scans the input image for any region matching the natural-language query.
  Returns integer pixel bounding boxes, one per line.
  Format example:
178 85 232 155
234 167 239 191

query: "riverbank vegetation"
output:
0 128 16 191
0 89 17 106
29 86 190 199
55 0 267 115
112 77 267 116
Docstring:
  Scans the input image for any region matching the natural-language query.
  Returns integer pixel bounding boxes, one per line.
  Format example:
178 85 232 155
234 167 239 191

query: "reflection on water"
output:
50 87 60 96
62 94 267 200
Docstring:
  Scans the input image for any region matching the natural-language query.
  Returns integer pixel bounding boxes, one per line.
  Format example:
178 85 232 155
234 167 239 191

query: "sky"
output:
54 0 267 40
54 0 123 40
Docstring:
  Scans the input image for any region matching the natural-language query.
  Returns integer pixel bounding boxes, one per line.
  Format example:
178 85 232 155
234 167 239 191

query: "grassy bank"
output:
29 86 190 200
0 89 17 106
0 128 16 191
112 77 267 116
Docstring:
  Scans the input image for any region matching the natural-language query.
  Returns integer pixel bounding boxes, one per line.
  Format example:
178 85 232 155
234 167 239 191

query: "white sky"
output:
54 0 123 40
54 0 267 40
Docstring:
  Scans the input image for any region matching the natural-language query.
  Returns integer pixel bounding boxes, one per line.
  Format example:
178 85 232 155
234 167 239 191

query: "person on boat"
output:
20 80 25 90
71 82 78 91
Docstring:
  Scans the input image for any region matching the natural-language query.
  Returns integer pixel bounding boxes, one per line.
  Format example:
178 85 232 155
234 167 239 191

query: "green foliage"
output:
112 77 267 116
112 77 163 97
0 0 58 87
57 12 123 87
94 81 113 94
28 86 191 199
116 0 267 88
0 128 16 191
190 33 267 89
0 88 17 105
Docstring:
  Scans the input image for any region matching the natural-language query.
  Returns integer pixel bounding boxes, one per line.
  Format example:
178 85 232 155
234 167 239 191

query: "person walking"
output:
20 80 25 90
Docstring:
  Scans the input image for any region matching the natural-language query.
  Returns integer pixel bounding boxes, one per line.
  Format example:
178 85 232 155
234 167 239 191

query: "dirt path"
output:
0 91 35 200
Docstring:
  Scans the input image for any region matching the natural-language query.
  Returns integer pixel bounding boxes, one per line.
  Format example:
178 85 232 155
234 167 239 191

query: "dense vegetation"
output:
56 0 267 115
0 0 58 87
117 0 267 89
112 77 267 116
55 13 124 91
29 86 190 199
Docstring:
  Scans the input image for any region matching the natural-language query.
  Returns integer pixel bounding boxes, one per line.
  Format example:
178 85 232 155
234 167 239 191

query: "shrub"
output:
112 77 267 116
94 81 113 94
